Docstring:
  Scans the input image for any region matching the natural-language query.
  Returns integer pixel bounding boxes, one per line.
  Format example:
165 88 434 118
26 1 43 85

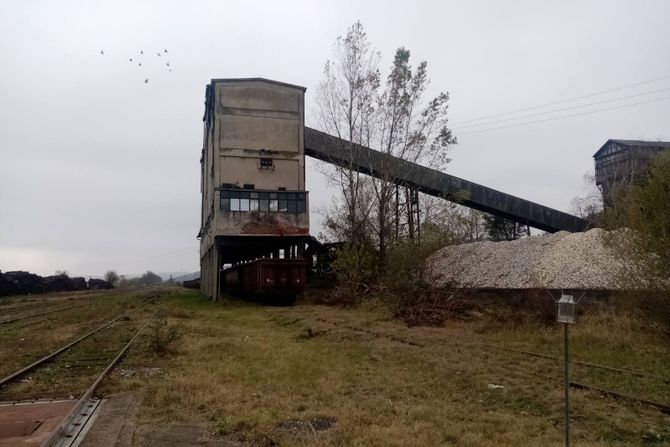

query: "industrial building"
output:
197 78 625 300
594 139 670 206
198 78 311 299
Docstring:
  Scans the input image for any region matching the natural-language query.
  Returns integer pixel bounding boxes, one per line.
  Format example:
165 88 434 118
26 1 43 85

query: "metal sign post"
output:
557 293 576 447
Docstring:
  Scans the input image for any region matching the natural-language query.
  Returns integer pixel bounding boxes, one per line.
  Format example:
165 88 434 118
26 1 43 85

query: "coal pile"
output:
42 274 78 292
0 271 44 296
0 271 113 296
71 277 88 290
88 278 114 290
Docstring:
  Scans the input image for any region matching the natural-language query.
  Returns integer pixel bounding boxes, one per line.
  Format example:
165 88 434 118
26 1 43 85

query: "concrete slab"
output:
78 393 138 447
76 393 239 446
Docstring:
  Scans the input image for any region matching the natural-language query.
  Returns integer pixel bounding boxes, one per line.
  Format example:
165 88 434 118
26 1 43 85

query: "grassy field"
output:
2 287 670 446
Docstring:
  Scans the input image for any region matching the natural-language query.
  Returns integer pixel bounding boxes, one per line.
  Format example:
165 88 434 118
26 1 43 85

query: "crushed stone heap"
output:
425 228 642 290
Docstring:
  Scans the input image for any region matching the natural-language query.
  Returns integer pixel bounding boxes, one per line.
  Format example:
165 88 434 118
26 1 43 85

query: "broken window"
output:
220 189 306 214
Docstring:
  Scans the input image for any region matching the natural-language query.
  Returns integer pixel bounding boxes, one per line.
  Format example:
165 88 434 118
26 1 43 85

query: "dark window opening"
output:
260 158 273 170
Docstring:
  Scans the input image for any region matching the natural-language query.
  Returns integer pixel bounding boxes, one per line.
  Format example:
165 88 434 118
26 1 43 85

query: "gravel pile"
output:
425 228 642 290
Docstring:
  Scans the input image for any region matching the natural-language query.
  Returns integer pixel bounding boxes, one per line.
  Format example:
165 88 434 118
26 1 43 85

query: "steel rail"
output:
482 343 670 384
0 300 63 313
529 372 670 414
0 303 92 325
40 308 159 447
310 316 670 412
0 299 152 387
315 316 670 384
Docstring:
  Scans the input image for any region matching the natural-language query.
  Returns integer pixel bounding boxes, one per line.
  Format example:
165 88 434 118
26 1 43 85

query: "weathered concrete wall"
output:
213 196 310 236
218 157 302 190
199 78 309 299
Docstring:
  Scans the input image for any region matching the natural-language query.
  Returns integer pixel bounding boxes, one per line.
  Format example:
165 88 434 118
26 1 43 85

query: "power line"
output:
451 87 670 130
457 95 670 136
451 74 670 125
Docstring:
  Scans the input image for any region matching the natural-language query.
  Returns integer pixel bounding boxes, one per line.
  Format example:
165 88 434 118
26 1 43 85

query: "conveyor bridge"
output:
304 127 589 233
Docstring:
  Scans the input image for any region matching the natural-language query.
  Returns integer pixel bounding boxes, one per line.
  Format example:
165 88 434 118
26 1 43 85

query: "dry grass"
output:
99 289 670 446
3 287 670 445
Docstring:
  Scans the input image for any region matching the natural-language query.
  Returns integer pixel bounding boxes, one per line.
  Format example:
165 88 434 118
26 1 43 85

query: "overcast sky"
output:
1 0 669 278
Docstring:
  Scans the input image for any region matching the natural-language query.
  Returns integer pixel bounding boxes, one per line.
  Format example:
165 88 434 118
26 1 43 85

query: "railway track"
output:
308 316 670 414
0 293 146 336
0 303 93 326
0 292 100 310
0 305 158 446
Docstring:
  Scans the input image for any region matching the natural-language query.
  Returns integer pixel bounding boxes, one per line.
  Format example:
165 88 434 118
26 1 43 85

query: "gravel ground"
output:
425 228 644 290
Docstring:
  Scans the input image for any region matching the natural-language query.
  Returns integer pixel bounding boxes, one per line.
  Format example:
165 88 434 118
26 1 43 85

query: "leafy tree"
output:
616 151 670 279
104 270 120 286
483 215 529 241
139 270 162 286
370 46 456 266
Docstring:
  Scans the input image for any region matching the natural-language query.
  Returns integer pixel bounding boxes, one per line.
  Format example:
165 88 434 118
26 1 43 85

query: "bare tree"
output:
571 171 604 224
316 22 458 276
315 21 380 248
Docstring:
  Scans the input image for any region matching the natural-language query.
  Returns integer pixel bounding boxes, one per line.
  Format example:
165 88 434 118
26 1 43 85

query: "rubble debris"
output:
426 228 653 290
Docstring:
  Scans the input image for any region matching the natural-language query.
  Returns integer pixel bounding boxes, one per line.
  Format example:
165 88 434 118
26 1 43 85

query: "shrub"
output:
147 317 182 354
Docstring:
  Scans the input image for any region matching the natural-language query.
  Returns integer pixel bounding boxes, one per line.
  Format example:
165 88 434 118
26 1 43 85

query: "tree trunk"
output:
406 187 415 241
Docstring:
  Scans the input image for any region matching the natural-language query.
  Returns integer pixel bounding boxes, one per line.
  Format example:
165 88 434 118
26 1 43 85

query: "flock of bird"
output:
99 48 172 84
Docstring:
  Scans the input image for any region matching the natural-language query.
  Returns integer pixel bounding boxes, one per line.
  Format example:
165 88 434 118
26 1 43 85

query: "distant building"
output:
593 139 670 206
198 78 310 299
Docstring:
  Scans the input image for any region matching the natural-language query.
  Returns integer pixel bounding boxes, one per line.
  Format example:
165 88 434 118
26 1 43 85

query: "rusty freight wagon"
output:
223 259 308 304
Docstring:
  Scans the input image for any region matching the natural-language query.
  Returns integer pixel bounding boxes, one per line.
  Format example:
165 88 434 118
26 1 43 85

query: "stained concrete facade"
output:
593 139 670 206
199 78 309 299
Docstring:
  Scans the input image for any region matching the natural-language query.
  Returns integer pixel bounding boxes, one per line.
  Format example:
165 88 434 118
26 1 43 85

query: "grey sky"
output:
1 0 669 277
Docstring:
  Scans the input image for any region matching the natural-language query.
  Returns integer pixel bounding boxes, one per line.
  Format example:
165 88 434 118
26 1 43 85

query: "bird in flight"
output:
129 58 133 62
166 62 170 67
144 79 149 84
164 49 168 53
157 52 161 56
140 50 144 55
100 49 104 55
138 62 142 67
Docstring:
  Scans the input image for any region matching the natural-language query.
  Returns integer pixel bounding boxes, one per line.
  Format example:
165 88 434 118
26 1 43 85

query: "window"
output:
260 158 273 170
297 193 306 213
229 190 240 211
259 192 269 212
220 189 307 214
239 191 250 211
243 184 255 190
249 192 259 211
